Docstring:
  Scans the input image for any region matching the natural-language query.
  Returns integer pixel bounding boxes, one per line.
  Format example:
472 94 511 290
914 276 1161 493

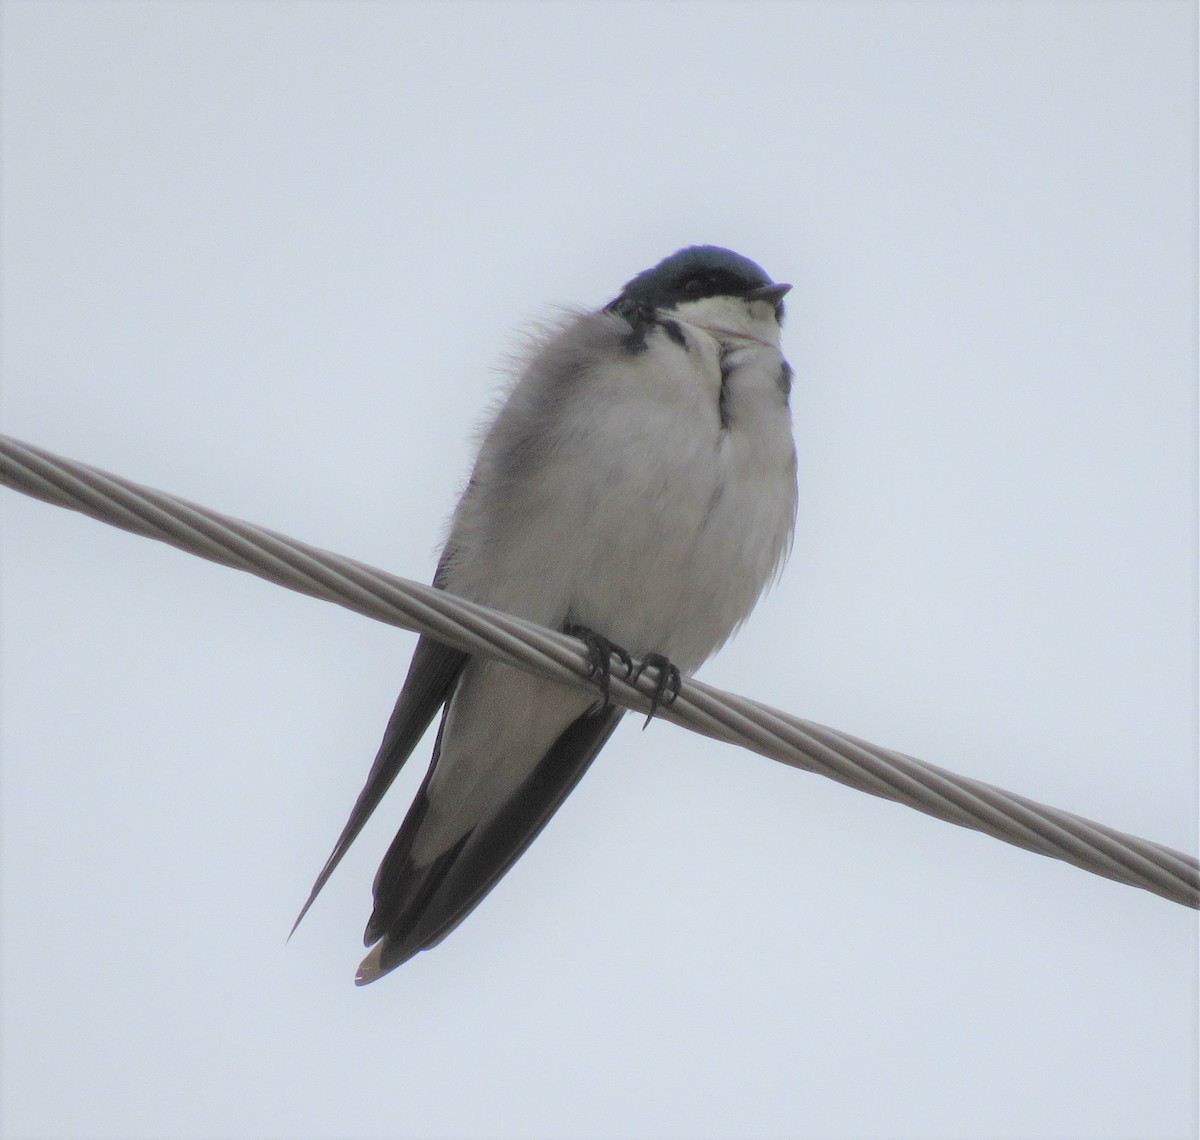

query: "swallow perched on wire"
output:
293 245 798 983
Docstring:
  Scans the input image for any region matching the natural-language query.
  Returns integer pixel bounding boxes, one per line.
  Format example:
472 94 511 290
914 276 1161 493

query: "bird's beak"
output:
747 282 792 304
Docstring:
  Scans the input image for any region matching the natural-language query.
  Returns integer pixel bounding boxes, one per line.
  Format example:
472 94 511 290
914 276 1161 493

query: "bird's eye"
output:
681 277 704 294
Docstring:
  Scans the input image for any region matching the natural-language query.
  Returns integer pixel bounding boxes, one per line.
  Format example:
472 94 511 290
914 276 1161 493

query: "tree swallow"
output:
294 245 798 983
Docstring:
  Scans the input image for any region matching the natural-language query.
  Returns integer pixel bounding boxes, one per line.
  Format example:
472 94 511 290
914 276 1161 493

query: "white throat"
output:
668 294 783 348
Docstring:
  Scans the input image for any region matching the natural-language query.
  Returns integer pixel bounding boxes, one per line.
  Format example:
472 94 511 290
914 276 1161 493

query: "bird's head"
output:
610 245 791 333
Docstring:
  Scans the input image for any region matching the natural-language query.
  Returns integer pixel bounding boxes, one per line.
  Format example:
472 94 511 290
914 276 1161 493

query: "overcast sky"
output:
2 3 1196 1138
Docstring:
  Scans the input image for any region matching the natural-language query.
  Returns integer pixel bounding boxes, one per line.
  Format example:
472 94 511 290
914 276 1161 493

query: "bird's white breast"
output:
444 299 797 674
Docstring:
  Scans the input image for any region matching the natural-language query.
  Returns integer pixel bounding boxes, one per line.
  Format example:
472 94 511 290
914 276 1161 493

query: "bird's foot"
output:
631 653 682 728
564 622 634 707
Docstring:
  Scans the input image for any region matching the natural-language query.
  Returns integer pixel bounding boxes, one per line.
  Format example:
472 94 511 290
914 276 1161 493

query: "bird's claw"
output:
563 625 681 723
564 622 634 706
631 652 682 728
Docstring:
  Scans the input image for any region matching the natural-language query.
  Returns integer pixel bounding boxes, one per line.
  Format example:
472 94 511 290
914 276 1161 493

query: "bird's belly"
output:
445 331 795 676
564 402 793 672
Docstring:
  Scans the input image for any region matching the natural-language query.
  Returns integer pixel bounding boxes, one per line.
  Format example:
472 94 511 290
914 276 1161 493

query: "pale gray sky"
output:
2 3 1196 1138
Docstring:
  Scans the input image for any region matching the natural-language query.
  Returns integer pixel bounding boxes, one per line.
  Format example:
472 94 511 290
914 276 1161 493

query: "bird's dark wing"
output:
355 702 624 983
290 633 468 935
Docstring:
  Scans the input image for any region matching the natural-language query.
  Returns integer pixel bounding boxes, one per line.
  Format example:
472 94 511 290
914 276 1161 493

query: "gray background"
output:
2 2 1195 1138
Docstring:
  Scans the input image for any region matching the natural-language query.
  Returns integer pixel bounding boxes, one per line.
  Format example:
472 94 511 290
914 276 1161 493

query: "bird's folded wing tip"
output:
355 944 386 986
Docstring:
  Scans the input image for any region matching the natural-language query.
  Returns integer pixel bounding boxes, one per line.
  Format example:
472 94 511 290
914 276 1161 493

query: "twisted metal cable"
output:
2 433 1196 909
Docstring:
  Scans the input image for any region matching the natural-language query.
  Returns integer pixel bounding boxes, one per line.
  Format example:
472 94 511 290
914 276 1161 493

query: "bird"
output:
292 245 798 984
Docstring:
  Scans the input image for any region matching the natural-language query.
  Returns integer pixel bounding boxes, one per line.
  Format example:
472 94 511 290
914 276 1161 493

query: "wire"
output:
2 433 1196 909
